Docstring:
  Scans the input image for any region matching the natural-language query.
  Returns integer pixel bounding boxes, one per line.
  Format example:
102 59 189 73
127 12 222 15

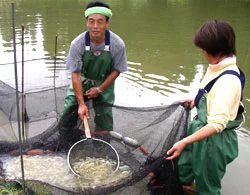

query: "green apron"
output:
59 31 114 132
178 95 244 195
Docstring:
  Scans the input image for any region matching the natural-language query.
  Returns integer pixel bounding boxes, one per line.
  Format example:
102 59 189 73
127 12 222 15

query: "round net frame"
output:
67 116 120 180
67 137 120 179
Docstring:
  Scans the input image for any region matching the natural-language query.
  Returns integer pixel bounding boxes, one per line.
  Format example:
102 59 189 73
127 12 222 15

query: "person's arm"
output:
72 72 89 120
84 70 120 99
166 124 217 160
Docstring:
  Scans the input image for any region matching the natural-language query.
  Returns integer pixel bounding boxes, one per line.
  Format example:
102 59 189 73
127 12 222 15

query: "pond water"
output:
0 0 250 194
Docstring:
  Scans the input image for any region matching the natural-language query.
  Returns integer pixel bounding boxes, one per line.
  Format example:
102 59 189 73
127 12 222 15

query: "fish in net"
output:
0 80 190 194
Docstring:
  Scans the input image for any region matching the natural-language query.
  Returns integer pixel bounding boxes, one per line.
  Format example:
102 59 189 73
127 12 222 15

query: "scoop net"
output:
0 80 190 194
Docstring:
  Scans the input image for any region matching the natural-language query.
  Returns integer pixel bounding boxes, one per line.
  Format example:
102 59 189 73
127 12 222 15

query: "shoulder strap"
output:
204 70 245 93
194 69 245 108
104 30 110 51
85 31 90 50
85 30 110 51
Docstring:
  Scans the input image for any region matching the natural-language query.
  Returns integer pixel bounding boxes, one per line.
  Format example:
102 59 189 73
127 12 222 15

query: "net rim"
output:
67 137 120 179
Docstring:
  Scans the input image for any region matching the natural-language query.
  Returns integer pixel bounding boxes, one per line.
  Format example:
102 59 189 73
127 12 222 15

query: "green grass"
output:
0 185 24 195
0 180 53 195
0 180 25 195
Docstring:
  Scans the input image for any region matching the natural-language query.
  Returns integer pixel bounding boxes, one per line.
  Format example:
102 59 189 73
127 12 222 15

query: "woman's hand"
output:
166 139 188 160
181 98 195 110
166 124 217 160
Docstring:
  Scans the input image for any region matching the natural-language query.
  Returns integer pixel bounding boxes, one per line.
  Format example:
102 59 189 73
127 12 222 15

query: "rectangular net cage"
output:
0 77 190 194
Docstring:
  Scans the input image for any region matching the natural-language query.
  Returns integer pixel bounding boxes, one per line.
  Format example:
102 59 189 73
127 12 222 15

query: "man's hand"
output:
84 87 100 99
78 104 89 121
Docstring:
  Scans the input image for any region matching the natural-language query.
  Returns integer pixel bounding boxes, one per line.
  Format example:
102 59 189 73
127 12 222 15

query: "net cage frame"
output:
0 79 190 194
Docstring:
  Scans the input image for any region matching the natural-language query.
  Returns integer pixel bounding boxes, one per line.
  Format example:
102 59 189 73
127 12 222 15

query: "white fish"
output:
2 154 132 191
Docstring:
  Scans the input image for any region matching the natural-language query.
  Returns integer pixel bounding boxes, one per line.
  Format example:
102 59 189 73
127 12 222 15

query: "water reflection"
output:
0 0 249 125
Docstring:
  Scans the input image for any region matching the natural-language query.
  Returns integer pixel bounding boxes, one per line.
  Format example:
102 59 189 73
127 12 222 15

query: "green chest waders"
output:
178 70 245 195
59 30 114 132
81 30 114 104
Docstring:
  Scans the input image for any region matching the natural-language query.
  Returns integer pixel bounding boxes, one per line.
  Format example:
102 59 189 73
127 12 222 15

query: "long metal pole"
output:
54 35 59 120
21 24 25 140
11 3 26 193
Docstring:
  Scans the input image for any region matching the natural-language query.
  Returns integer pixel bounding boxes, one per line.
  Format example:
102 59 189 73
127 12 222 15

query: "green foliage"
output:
0 181 23 195
0 185 24 195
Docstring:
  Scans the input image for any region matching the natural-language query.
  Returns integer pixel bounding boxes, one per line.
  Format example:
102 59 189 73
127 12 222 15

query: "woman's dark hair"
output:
86 1 111 20
193 20 236 57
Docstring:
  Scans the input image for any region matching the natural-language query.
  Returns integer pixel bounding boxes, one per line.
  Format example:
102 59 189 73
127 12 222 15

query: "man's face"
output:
87 14 109 39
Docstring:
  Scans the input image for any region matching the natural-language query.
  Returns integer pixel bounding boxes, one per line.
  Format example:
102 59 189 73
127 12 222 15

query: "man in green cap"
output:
58 1 127 141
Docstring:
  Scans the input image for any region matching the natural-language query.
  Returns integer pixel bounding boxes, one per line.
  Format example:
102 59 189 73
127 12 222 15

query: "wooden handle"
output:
83 116 91 138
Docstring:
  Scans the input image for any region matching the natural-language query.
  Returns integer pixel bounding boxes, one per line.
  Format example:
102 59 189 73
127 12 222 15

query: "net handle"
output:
83 116 91 139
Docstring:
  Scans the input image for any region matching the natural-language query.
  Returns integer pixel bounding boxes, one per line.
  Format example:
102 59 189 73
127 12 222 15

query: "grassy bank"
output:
0 181 24 195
